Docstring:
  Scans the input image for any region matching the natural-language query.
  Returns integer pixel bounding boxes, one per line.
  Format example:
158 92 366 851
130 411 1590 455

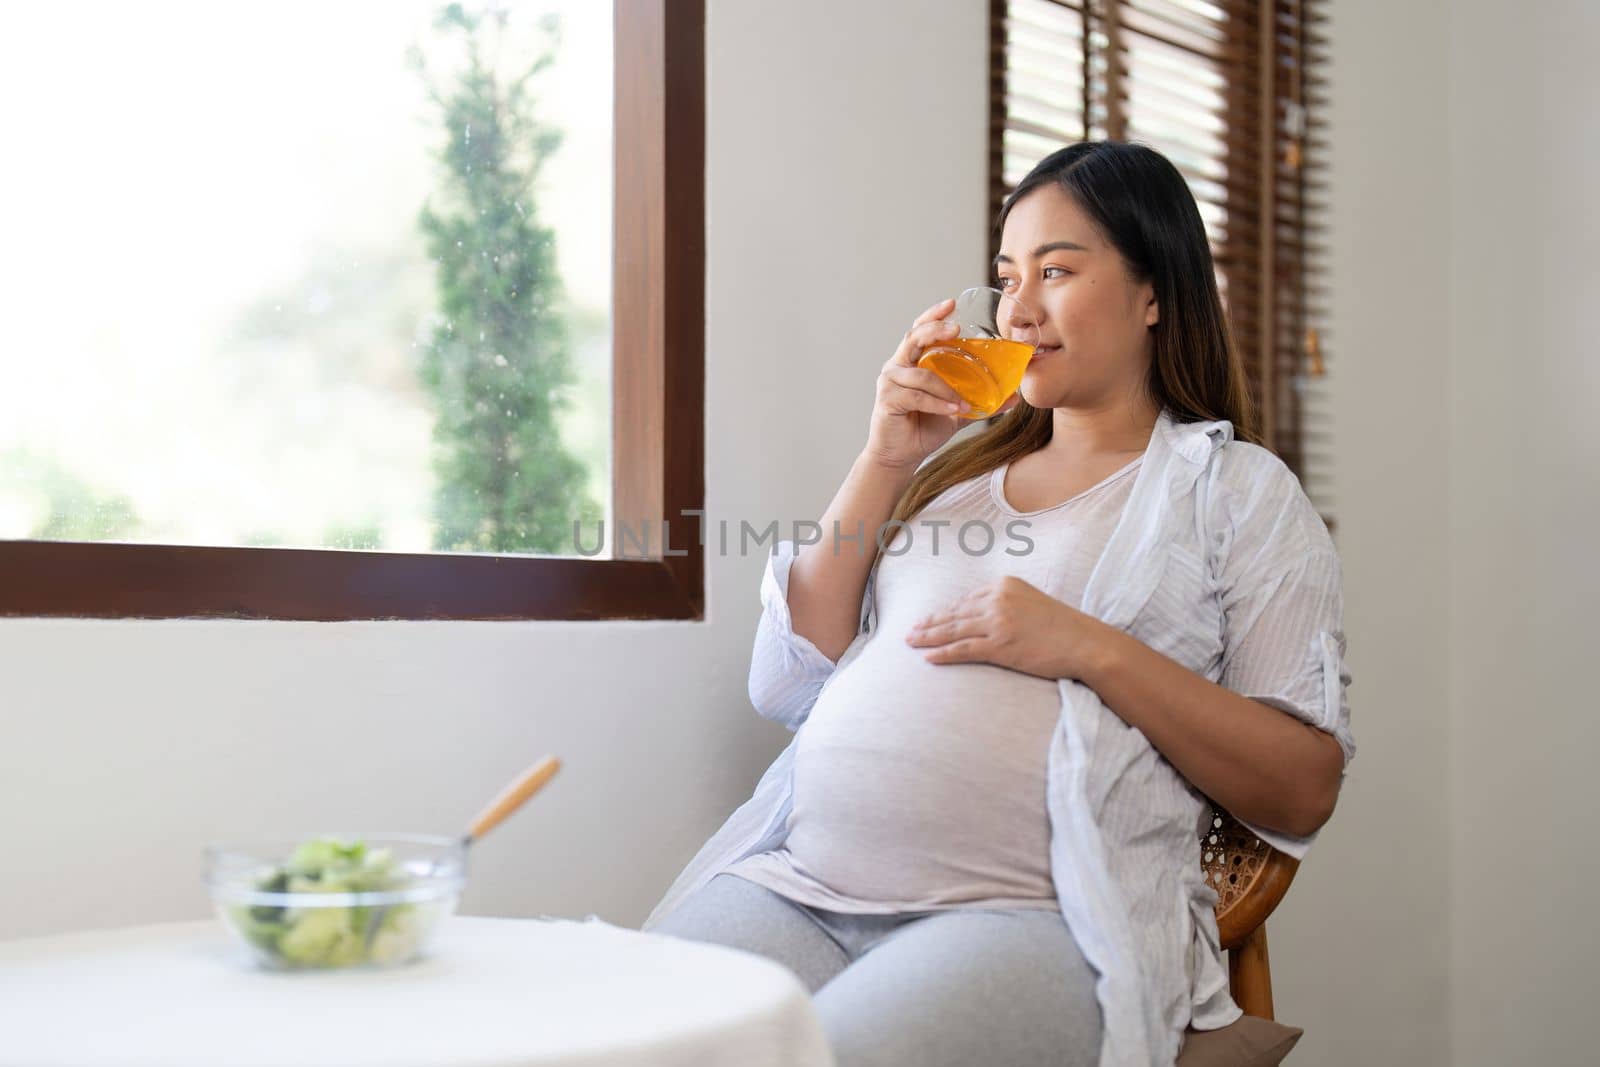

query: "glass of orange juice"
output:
917 287 1040 419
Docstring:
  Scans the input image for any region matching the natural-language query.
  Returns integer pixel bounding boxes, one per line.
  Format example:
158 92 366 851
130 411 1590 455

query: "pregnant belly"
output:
785 637 1060 903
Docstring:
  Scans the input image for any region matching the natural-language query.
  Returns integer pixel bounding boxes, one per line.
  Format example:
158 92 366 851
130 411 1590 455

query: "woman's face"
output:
994 183 1158 411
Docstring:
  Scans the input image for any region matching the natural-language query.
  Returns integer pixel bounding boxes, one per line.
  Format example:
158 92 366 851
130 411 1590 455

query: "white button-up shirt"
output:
644 409 1355 1067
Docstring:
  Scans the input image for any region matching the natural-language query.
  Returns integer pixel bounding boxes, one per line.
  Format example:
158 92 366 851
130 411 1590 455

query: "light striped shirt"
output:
643 409 1355 1067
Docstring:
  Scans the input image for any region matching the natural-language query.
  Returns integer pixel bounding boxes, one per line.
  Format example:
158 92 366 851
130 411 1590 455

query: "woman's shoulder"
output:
1206 439 1335 559
1211 437 1294 488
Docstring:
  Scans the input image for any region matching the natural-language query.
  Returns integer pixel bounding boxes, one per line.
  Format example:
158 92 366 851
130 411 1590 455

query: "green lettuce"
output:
228 836 423 968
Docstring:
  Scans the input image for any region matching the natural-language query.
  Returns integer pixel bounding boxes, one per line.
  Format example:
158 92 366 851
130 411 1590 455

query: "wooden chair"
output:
1200 805 1299 1020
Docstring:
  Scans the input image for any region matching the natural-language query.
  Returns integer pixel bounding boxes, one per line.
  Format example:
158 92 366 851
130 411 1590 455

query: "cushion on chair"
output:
1177 1016 1304 1066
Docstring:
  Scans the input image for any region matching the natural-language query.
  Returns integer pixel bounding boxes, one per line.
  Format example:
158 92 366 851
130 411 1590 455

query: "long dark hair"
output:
887 140 1260 531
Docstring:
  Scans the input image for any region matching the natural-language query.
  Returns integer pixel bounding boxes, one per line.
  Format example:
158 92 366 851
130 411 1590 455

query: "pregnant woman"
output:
643 141 1355 1067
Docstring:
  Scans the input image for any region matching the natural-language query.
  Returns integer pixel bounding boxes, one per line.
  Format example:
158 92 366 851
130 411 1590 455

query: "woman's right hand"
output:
861 298 974 473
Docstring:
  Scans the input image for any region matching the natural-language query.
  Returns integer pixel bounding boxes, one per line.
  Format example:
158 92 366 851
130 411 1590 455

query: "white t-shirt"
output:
728 456 1143 913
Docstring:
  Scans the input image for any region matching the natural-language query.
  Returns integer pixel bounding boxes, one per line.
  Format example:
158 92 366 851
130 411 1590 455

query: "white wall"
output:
0 0 989 940
1311 2 1598 1064
1446 4 1598 1065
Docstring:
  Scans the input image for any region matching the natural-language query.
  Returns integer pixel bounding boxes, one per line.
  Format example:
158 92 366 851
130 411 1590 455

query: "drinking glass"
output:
916 286 1040 419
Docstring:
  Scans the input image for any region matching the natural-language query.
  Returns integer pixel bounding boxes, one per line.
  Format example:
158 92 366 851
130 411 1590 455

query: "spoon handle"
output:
467 755 562 842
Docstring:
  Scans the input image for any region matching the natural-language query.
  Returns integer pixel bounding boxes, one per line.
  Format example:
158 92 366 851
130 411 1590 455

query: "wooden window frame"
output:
0 0 705 622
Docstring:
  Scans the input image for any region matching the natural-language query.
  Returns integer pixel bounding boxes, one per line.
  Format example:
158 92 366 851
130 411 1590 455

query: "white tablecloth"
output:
0 916 835 1067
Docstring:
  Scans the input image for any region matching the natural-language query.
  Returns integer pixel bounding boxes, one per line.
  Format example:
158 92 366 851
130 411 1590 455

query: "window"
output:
990 0 1334 528
0 0 705 619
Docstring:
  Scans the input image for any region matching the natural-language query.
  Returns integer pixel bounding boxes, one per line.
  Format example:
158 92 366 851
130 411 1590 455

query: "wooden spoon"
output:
363 755 562 953
464 755 562 846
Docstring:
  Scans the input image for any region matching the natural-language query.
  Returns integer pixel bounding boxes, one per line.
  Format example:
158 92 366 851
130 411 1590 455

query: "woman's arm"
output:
1080 633 1344 839
788 294 993 662
747 542 847 730
786 452 917 663
904 565 1350 839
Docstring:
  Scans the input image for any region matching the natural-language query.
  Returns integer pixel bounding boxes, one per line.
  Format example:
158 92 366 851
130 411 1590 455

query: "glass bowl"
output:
203 833 466 970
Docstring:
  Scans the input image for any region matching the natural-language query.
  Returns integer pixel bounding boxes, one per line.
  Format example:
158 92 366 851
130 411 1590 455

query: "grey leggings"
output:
648 873 1102 1067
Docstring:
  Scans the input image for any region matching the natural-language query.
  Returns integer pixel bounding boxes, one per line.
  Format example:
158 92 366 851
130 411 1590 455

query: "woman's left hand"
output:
904 576 1114 681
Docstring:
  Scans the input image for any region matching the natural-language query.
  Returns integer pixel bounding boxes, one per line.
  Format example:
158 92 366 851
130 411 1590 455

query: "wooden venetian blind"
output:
990 0 1335 527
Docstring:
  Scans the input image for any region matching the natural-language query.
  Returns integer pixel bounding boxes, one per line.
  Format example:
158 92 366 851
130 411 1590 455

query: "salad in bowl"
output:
204 834 465 969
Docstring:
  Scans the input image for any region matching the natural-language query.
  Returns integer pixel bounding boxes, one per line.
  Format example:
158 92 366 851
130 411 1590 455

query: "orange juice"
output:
918 337 1035 419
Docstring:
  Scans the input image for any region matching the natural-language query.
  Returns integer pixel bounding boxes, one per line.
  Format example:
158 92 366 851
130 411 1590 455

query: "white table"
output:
0 915 836 1067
